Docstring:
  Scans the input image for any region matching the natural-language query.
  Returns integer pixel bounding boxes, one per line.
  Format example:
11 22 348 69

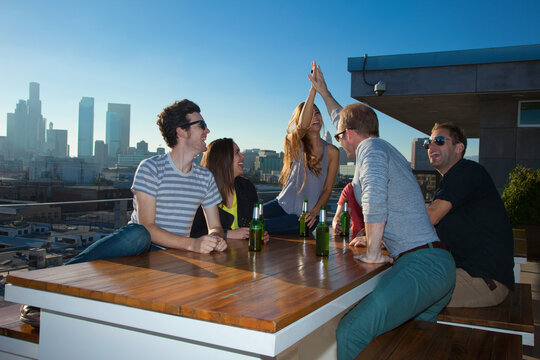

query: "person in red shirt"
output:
332 182 365 240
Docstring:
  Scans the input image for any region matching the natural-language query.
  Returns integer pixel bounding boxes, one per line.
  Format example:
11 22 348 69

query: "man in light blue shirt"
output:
309 62 456 359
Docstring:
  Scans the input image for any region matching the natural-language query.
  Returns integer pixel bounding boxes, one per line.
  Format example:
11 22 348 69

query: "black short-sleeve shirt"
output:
434 159 514 290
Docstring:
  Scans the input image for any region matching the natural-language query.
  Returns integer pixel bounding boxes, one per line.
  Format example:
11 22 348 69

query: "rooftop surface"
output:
349 44 540 71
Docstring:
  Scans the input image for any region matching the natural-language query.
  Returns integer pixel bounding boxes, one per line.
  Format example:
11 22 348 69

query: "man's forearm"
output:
319 88 341 120
145 223 195 251
208 226 225 239
364 221 386 261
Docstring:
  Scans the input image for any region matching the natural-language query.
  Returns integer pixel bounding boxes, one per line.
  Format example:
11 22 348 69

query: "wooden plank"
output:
6 234 389 332
438 283 534 333
513 228 527 257
0 304 39 344
356 320 522 360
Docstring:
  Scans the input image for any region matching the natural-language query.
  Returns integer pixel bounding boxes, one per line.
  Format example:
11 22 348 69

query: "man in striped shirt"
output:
68 99 226 261
131 99 227 254
20 99 226 328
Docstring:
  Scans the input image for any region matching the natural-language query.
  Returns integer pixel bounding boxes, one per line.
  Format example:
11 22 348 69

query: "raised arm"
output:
308 61 342 127
287 87 317 143
134 190 223 253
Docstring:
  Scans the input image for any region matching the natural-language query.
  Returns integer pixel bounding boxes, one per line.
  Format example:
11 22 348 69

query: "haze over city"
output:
2 0 540 160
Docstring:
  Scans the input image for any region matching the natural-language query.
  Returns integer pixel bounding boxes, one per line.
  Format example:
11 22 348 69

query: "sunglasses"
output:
334 128 355 142
423 136 446 149
180 120 207 131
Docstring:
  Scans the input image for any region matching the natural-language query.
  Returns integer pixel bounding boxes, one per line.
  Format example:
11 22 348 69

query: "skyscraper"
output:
107 103 130 154
78 97 94 157
13 100 28 156
106 111 122 157
411 138 433 170
46 122 68 157
94 140 108 169
6 113 16 155
27 82 44 151
324 130 333 145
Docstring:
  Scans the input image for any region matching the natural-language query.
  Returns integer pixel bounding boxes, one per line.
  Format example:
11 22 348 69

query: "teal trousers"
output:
336 246 456 360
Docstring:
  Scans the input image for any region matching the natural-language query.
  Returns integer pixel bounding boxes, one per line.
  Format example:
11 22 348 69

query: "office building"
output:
5 82 47 159
254 150 283 173
94 140 108 169
411 138 433 171
27 82 45 151
241 149 260 173
5 113 16 158
78 97 94 158
324 130 333 145
0 136 8 160
11 100 28 156
45 123 68 158
106 112 122 157
107 103 130 154
136 140 149 154
29 157 99 184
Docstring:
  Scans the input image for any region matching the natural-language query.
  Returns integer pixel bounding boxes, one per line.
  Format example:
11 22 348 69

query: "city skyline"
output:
2 1 540 160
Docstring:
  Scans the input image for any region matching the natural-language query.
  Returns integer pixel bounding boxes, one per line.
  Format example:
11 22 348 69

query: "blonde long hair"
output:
278 102 324 191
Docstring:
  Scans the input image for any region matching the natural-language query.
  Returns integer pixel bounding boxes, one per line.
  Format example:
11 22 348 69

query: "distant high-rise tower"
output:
94 140 108 169
324 130 333 145
78 97 94 157
6 113 16 154
27 82 44 151
107 103 130 154
45 122 68 157
106 111 122 157
12 100 28 155
411 138 433 170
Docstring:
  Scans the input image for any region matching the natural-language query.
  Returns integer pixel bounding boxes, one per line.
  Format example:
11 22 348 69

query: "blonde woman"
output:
263 81 339 234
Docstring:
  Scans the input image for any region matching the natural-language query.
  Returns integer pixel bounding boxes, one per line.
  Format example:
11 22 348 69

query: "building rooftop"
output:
348 44 540 137
348 44 540 71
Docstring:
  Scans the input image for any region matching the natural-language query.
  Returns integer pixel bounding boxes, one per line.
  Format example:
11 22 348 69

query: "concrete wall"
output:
479 99 540 193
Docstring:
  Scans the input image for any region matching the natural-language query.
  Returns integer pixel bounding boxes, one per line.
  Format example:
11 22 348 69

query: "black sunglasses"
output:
180 120 207 131
423 136 446 149
334 128 355 142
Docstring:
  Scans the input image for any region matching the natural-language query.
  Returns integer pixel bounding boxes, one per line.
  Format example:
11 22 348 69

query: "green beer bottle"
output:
316 206 329 256
249 205 262 252
340 200 351 237
258 201 265 244
299 199 309 237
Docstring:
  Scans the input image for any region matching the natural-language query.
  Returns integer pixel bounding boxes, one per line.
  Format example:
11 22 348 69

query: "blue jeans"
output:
336 246 456 360
66 223 152 265
263 199 306 234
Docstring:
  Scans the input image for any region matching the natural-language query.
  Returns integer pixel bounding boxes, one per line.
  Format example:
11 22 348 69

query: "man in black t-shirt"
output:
426 122 514 307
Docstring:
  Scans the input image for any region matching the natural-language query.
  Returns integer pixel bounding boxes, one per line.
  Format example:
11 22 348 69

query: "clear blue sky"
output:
1 0 539 160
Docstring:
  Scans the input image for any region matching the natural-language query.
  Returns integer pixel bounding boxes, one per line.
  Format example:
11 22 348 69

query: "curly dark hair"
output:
156 99 201 148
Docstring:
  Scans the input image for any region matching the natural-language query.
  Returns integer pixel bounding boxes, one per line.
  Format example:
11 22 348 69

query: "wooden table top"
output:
7 234 389 333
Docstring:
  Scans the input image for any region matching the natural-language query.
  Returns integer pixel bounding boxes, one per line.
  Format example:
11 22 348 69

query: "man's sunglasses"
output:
180 120 207 131
423 136 446 149
334 129 346 142
334 128 355 142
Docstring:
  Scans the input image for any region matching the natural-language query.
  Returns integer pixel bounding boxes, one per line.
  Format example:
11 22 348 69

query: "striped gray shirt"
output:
130 153 222 237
